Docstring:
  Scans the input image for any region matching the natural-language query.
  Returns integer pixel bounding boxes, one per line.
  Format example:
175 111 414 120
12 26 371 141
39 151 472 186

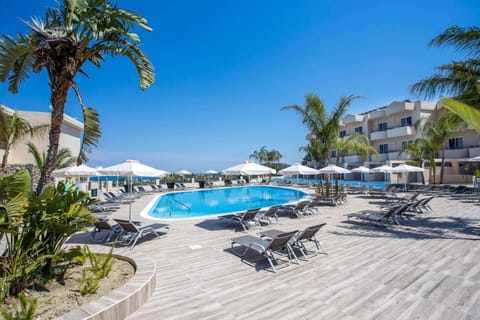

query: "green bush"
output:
0 170 95 300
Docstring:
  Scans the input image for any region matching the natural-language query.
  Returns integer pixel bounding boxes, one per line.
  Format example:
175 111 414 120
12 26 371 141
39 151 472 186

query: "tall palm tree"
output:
334 133 378 166
0 0 154 194
410 26 480 107
0 108 48 173
282 94 360 166
282 93 360 196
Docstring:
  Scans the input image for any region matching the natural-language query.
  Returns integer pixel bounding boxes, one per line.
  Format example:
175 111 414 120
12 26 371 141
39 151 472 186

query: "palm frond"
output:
78 106 101 164
429 25 480 56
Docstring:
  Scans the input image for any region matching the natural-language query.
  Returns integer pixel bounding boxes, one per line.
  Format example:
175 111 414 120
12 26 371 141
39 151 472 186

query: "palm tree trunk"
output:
1 143 10 174
440 147 446 184
36 83 70 194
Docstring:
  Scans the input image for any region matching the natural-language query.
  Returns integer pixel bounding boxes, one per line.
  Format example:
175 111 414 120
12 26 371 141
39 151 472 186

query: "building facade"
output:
333 100 480 184
0 104 83 170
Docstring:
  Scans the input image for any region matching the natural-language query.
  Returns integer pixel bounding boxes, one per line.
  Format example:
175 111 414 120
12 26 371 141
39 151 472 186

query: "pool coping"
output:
58 247 156 320
140 185 313 221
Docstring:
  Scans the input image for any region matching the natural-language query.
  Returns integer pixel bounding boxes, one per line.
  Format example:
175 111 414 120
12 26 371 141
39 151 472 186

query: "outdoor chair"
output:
230 230 299 273
219 208 261 231
174 182 185 190
113 219 169 249
345 203 411 225
260 223 327 260
408 196 434 213
258 205 281 225
90 219 123 243
280 201 312 218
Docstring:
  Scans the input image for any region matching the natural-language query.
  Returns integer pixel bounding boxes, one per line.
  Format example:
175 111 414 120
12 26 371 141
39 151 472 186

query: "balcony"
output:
371 154 388 162
385 101 414 116
369 109 386 119
388 151 412 161
444 149 469 158
387 125 415 138
370 130 387 141
469 146 480 158
344 155 364 163
343 114 365 125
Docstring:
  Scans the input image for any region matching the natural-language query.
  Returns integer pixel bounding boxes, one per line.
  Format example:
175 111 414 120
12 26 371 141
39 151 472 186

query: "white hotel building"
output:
331 100 480 184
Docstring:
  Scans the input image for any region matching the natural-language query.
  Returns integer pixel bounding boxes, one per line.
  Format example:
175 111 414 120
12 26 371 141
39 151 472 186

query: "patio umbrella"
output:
205 169 219 175
318 164 351 174
279 163 319 184
51 164 98 177
370 164 394 185
98 160 168 221
222 161 276 176
351 165 371 183
176 169 192 175
392 164 424 191
468 156 480 161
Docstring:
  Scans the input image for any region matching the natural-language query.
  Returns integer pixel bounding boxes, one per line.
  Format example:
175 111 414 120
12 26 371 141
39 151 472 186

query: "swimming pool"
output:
143 186 309 220
272 177 386 189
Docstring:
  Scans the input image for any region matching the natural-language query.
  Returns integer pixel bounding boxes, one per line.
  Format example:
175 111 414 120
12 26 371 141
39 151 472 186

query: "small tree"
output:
0 109 48 174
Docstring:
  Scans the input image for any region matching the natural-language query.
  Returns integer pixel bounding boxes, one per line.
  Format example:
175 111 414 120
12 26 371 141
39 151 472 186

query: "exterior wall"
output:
338 100 479 184
0 104 83 166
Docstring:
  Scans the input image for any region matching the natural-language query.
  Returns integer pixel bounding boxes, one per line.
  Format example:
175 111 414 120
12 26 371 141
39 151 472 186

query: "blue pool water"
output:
272 177 386 189
145 186 309 219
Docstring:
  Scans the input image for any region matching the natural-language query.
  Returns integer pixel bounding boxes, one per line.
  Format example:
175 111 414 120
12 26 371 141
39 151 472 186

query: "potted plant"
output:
165 173 177 190
196 174 207 188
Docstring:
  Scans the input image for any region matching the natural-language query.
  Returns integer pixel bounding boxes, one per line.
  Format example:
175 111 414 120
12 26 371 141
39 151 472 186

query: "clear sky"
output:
1 0 479 173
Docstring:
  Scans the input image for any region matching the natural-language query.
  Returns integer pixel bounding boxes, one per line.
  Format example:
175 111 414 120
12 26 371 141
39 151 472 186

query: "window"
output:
448 137 463 150
379 144 389 154
401 116 412 127
401 140 413 146
354 126 363 134
339 130 346 138
378 122 387 131
331 150 337 158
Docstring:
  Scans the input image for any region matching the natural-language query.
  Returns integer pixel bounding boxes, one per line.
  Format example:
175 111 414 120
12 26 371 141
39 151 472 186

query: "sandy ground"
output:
3 257 134 319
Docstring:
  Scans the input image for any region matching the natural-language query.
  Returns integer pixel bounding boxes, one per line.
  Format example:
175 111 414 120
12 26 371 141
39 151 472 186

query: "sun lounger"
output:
279 201 312 218
90 219 123 243
345 203 411 225
230 230 299 273
260 223 327 259
113 219 170 249
219 208 261 231
258 205 281 225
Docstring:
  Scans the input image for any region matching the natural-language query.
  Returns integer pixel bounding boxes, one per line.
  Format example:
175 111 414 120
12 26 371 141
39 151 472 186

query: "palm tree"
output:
282 93 360 196
0 0 154 194
420 112 463 184
27 142 75 172
0 108 48 173
282 94 360 166
410 26 480 107
398 138 435 184
267 149 282 166
334 133 378 166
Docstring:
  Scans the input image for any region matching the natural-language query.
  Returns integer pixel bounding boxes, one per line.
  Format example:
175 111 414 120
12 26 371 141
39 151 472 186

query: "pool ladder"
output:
168 198 191 216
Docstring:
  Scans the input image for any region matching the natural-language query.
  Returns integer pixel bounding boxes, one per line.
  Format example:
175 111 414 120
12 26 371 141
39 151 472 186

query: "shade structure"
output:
98 160 168 221
351 166 370 173
370 164 394 173
391 164 424 173
52 164 98 177
351 166 371 183
176 169 192 176
318 164 351 174
279 163 320 176
205 169 219 175
468 156 480 162
391 164 424 191
222 161 276 176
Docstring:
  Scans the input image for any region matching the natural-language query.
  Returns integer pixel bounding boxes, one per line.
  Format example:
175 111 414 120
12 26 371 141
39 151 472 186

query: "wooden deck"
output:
87 190 480 319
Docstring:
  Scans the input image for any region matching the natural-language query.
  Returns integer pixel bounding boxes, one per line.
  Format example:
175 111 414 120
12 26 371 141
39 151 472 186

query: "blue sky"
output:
1 0 479 172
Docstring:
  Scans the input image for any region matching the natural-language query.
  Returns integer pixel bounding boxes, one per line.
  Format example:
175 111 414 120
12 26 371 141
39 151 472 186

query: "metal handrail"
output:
167 198 191 216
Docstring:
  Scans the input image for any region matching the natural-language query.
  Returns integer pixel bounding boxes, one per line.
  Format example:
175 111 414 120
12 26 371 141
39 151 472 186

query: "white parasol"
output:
279 163 319 184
